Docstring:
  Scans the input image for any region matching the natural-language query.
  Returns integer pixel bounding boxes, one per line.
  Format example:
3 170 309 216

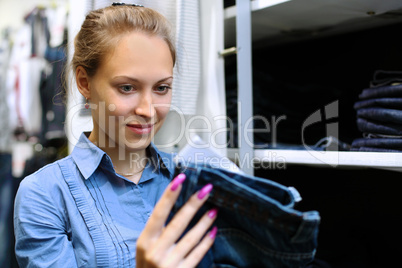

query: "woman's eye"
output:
155 85 171 94
120 85 134 92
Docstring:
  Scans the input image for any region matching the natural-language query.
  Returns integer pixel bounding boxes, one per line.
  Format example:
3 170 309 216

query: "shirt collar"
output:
71 132 175 181
140 142 175 183
71 132 106 180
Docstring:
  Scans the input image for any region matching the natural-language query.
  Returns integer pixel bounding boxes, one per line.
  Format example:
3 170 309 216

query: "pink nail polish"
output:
197 183 213 199
207 208 218 219
170 174 186 191
209 226 218 239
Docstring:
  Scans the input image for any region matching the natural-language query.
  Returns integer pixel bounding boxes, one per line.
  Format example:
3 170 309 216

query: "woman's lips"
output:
126 123 155 135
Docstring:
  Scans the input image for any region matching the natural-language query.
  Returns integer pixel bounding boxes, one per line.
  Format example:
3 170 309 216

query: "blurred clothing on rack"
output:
39 44 67 144
1 6 69 268
0 153 14 267
0 29 13 152
6 5 68 141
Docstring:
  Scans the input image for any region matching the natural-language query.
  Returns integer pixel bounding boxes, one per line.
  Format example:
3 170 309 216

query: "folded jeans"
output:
356 107 402 124
358 84 402 100
351 137 402 150
357 117 402 136
354 98 402 110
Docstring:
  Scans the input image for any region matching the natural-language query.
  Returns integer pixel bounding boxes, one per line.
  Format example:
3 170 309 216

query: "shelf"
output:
224 0 402 173
227 148 402 171
224 0 290 19
224 0 402 48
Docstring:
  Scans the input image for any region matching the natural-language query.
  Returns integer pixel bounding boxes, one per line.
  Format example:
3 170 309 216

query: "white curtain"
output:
197 0 226 156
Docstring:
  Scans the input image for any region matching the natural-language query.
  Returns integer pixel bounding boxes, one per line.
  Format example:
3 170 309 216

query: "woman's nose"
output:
135 92 155 118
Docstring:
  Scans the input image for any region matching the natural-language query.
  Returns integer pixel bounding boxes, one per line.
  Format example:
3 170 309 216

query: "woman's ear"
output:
76 66 91 99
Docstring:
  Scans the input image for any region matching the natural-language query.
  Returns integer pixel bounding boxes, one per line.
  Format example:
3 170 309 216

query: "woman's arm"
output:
136 173 218 268
14 176 79 268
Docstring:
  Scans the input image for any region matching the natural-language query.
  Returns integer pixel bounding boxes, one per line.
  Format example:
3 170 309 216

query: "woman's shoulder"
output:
18 155 74 193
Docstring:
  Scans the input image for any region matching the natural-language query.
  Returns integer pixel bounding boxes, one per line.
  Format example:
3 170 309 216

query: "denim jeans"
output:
354 98 402 110
351 137 402 152
356 108 402 124
168 162 320 268
357 117 402 136
352 137 402 149
350 146 402 152
359 84 402 100
354 81 402 151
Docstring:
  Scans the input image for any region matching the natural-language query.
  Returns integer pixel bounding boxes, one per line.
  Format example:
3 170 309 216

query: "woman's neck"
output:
88 131 148 183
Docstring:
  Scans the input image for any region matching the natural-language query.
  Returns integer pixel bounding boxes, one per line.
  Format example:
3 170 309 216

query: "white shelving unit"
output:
225 0 402 171
228 148 402 171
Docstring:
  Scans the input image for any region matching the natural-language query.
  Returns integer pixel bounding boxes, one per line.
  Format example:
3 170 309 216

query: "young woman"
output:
14 4 218 267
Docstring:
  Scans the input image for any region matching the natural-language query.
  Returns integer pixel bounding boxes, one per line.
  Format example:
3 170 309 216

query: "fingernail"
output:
170 173 186 191
208 208 218 219
197 183 213 200
209 226 218 239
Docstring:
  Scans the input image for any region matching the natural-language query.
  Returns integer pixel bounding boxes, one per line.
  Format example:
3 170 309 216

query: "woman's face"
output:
87 32 173 152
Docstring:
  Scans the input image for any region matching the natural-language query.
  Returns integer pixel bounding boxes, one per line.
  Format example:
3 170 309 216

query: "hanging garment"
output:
0 30 12 152
7 20 47 137
39 45 67 144
0 153 13 267
17 57 46 136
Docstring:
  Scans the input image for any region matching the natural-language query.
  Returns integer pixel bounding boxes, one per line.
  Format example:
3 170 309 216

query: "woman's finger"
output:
164 208 218 266
140 173 186 238
179 226 218 268
148 184 213 257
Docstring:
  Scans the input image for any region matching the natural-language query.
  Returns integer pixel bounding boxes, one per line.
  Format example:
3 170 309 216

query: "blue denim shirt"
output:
14 132 175 268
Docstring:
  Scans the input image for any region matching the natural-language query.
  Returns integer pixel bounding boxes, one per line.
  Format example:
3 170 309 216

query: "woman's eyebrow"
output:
112 76 173 83
157 76 174 83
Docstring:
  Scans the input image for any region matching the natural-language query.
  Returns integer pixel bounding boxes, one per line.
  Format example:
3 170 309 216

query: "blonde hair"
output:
72 5 176 77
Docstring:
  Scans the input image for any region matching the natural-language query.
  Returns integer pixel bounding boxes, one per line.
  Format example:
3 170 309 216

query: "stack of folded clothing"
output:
352 70 402 152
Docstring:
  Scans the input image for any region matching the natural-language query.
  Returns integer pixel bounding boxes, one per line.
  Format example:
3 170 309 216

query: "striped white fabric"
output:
172 0 200 115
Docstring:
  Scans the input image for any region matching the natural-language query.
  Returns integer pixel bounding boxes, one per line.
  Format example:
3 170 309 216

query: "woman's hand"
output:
136 174 218 268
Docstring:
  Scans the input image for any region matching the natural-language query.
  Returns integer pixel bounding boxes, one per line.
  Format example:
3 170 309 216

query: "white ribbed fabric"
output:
197 0 226 156
93 0 200 115
172 0 200 115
